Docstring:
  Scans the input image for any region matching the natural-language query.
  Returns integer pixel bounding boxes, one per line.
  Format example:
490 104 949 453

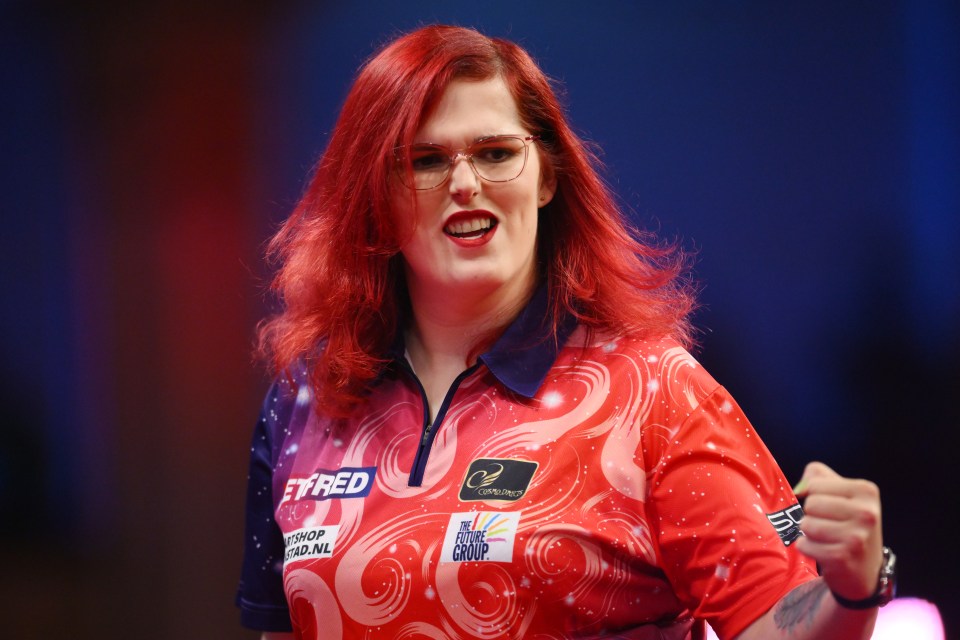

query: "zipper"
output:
406 363 479 487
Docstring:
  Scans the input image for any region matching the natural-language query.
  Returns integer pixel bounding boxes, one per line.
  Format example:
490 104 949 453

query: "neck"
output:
404 272 536 373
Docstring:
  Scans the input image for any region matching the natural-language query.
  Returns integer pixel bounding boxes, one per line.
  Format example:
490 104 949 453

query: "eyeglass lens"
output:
397 136 530 190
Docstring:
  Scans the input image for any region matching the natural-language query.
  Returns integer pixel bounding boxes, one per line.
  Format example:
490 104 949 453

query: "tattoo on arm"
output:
773 580 828 631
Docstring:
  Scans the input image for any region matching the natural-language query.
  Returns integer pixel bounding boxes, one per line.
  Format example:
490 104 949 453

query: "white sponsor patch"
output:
440 512 520 563
283 525 339 565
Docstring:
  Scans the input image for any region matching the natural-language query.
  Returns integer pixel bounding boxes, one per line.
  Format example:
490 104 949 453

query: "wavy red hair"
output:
259 25 696 415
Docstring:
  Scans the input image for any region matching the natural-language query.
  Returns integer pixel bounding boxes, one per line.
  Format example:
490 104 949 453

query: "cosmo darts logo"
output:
440 512 521 563
279 466 376 504
459 458 537 502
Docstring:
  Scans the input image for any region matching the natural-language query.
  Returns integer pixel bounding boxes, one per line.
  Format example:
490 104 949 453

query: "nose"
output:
447 154 479 200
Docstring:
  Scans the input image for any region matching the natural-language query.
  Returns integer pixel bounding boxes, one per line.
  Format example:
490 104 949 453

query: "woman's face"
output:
392 76 556 307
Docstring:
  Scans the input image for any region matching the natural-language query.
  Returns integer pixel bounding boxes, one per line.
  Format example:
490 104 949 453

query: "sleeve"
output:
645 385 818 640
235 379 296 632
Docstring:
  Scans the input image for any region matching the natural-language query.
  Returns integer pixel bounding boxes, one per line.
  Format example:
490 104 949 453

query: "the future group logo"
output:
279 466 376 504
440 512 520 563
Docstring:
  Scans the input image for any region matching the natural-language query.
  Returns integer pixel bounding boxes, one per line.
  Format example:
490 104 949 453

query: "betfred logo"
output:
279 466 376 504
766 503 805 546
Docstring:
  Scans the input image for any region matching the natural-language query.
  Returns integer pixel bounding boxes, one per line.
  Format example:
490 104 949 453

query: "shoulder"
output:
563 329 721 412
256 363 314 449
262 363 310 415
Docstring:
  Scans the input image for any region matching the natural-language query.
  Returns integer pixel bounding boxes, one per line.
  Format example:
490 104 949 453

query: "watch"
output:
831 546 897 609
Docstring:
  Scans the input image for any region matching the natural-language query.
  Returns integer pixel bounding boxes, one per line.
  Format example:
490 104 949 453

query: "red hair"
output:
259 25 696 414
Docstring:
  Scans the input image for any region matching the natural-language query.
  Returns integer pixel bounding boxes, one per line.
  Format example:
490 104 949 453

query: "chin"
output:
447 272 508 290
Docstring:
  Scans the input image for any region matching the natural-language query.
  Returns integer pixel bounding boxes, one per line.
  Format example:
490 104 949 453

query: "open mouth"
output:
444 217 498 240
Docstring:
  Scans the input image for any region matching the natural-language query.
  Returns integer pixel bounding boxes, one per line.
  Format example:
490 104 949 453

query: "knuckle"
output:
854 478 880 498
805 461 827 476
858 505 880 527
846 530 868 555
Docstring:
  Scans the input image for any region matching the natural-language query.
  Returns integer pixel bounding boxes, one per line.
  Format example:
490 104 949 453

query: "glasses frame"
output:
394 135 540 191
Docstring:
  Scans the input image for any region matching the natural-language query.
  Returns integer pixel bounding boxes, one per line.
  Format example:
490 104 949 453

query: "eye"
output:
408 146 448 171
473 139 521 164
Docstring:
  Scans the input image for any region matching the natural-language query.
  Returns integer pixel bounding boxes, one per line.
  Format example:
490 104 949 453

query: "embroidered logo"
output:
279 466 376 504
766 503 805 546
440 512 520 563
283 525 340 565
458 458 538 502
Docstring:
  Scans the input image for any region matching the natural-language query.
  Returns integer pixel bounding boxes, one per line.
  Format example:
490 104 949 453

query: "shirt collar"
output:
478 284 578 398
388 284 577 398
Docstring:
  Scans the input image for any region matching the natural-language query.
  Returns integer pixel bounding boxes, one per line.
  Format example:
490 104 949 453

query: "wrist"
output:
830 546 897 610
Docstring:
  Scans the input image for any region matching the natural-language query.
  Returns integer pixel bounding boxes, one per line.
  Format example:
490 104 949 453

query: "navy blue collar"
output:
389 284 578 398
477 285 578 397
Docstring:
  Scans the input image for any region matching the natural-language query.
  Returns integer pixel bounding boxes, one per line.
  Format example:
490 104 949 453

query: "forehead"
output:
415 76 525 143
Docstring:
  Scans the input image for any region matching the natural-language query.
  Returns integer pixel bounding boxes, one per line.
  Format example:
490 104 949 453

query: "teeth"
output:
446 217 493 236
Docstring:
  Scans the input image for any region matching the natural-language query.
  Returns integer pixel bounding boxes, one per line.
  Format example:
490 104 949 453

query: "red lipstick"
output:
443 210 498 248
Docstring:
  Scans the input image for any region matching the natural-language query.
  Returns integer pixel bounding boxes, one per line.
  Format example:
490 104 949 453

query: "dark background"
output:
1 2 957 638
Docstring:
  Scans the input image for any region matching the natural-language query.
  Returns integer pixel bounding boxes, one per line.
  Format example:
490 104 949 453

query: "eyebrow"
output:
411 134 518 146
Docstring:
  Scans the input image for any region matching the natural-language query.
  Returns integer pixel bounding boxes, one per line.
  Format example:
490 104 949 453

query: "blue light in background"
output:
905 0 960 351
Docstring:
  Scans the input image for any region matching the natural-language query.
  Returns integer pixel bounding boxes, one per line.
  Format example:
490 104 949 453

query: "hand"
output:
792 461 884 602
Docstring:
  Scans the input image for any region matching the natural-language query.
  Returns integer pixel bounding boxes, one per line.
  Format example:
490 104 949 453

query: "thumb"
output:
792 460 839 496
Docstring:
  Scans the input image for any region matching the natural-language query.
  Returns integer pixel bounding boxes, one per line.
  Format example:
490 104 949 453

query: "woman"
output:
238 25 891 640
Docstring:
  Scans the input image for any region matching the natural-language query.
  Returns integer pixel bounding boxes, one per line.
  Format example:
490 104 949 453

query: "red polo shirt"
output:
238 291 816 639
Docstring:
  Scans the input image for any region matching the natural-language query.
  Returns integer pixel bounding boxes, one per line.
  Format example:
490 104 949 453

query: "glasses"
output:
394 135 539 190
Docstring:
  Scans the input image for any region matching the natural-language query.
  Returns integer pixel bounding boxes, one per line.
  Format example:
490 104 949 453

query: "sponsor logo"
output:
458 458 537 502
766 503 805 546
440 512 520 563
283 525 339 565
279 466 376 504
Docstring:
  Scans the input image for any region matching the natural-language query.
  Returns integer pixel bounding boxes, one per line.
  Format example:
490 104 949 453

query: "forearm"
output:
735 578 877 640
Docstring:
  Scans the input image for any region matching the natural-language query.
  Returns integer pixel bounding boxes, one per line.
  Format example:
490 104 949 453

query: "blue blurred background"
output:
1 1 957 637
